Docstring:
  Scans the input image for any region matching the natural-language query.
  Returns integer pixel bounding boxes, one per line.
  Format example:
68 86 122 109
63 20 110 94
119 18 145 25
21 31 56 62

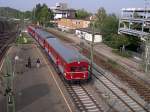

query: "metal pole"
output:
90 22 95 74
4 56 15 112
144 37 150 74
145 43 148 73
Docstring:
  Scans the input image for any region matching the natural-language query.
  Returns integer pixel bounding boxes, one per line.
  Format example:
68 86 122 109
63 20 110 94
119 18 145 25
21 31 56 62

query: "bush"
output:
112 49 132 58
16 35 33 44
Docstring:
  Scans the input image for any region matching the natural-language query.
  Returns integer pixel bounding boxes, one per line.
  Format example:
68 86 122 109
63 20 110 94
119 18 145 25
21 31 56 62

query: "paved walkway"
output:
0 39 73 112
47 28 150 85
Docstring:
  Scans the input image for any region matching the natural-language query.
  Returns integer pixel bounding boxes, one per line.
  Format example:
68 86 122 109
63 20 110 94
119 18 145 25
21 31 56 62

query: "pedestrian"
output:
36 58 40 68
28 57 31 68
4 88 11 96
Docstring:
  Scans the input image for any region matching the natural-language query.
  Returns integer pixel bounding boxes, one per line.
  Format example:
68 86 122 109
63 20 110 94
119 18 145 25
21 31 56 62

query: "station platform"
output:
0 36 73 112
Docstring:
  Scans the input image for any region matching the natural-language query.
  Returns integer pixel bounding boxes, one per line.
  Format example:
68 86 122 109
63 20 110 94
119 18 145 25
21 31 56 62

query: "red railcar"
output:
27 26 90 81
27 26 36 37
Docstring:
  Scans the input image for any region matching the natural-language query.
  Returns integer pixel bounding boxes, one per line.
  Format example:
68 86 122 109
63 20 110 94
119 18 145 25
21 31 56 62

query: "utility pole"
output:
32 7 36 23
4 56 15 112
90 22 95 74
144 37 150 74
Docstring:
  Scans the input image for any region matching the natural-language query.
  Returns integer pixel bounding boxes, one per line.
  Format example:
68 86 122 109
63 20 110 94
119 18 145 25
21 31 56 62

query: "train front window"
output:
70 66 87 72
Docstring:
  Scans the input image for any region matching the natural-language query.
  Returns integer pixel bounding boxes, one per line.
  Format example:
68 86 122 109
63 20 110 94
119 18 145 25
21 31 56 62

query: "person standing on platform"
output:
36 58 40 68
27 57 31 68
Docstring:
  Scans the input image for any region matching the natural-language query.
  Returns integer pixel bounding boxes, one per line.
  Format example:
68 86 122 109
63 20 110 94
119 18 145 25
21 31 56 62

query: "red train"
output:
28 26 91 82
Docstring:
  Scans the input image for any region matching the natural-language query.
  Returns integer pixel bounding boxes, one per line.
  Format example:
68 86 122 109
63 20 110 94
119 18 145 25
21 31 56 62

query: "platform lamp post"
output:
4 56 15 112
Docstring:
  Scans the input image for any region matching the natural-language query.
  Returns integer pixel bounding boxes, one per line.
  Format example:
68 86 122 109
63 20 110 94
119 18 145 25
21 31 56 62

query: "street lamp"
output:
4 56 15 112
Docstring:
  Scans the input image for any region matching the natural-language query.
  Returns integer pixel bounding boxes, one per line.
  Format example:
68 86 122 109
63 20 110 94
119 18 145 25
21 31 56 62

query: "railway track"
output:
46 53 104 112
37 28 150 112
0 32 17 63
92 66 149 112
81 46 150 103
51 65 105 112
64 83 104 112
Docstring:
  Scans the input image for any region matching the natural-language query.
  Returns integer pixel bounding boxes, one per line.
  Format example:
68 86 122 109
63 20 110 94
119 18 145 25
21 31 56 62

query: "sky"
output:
0 0 147 14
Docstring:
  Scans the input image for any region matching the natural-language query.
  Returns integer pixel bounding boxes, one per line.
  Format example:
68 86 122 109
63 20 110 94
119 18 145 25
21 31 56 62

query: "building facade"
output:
57 18 90 31
51 3 76 19
75 28 102 43
118 8 150 41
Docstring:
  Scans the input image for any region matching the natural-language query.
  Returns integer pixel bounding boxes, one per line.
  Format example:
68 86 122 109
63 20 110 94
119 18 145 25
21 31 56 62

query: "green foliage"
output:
104 34 130 49
102 14 118 35
23 11 32 19
112 49 132 58
94 7 107 32
75 9 90 19
16 35 33 44
0 7 22 18
0 7 32 19
93 7 141 55
107 59 118 68
33 3 54 26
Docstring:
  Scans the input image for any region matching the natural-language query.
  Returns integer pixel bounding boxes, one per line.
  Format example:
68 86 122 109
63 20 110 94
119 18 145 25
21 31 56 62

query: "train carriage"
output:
27 26 90 81
27 26 36 37
45 38 90 80
35 29 53 47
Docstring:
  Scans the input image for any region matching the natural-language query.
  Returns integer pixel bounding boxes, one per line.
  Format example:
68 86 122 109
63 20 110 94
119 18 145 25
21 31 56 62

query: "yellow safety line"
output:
35 44 73 112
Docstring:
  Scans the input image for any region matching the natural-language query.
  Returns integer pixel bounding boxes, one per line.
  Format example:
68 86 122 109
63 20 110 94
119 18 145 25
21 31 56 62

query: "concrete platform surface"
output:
0 43 72 112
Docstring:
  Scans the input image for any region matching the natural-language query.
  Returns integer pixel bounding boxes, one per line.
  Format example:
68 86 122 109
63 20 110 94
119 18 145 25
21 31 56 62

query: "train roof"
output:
46 38 85 63
36 28 55 39
29 26 36 30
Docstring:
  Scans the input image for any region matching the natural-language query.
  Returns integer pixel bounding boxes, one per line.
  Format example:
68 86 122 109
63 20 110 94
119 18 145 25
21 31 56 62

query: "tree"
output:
33 3 54 26
95 7 107 33
107 34 130 50
102 14 118 35
24 11 32 19
75 9 90 19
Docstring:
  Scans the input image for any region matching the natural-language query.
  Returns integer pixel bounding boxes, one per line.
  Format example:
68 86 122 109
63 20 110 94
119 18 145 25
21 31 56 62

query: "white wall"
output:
54 14 63 19
75 30 102 42
54 13 68 19
58 25 70 31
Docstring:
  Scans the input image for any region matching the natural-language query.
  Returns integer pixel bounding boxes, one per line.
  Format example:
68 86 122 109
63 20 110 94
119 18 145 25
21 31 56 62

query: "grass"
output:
112 49 132 58
107 58 118 68
16 35 33 44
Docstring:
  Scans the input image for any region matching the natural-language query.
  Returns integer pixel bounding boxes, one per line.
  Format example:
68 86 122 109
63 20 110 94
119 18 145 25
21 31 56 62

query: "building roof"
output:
122 8 150 12
53 8 76 14
58 18 91 21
